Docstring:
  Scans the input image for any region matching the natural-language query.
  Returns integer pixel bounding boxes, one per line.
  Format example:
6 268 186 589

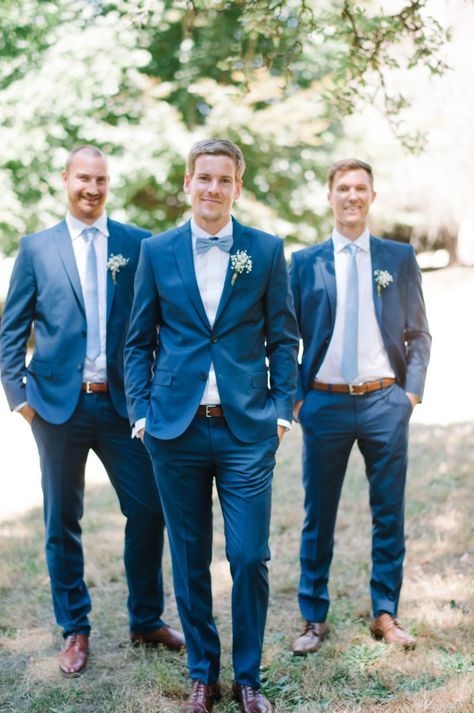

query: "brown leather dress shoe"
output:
370 613 416 649
233 682 273 713
181 680 221 713
292 620 328 655
130 625 185 651
58 633 89 676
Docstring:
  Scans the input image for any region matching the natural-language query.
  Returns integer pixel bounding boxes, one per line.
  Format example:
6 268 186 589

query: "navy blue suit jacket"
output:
0 218 151 423
124 218 299 443
289 236 431 401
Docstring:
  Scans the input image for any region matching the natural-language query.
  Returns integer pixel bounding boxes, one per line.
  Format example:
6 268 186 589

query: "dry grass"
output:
0 422 473 712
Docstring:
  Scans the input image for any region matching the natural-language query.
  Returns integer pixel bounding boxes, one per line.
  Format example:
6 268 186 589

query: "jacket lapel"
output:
370 235 385 329
106 219 122 324
53 221 85 314
173 221 211 329
213 218 250 326
316 238 337 329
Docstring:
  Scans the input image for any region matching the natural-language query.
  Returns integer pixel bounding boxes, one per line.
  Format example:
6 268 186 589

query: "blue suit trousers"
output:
145 414 278 687
30 392 166 636
298 383 412 621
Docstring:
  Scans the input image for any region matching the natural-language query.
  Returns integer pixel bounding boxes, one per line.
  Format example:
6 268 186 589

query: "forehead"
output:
68 153 109 176
332 168 372 188
192 153 237 177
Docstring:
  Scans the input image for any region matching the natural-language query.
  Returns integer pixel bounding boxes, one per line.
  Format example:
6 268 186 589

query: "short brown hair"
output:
328 159 373 190
187 138 246 180
65 145 107 172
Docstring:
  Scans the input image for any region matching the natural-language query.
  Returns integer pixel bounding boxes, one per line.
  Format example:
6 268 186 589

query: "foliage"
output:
0 0 449 254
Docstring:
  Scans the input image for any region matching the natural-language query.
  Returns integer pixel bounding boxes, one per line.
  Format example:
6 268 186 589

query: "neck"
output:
193 215 231 235
335 222 367 242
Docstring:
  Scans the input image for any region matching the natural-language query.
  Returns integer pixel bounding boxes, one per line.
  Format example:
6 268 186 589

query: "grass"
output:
0 422 473 712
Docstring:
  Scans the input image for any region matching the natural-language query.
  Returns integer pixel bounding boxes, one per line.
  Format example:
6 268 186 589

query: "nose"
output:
208 179 220 193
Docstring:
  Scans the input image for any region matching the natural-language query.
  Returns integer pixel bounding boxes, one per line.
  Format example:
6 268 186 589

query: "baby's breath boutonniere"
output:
230 250 253 286
374 269 393 297
107 254 129 284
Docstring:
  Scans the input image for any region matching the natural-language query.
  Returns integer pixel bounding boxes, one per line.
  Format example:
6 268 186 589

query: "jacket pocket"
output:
153 370 173 387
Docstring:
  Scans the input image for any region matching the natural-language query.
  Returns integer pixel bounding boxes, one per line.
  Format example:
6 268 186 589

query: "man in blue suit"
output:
290 159 431 655
125 139 298 713
0 146 183 676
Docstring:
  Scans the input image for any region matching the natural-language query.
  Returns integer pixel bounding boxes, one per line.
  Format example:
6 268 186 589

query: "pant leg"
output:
298 390 356 622
356 384 412 616
30 402 93 636
213 420 277 687
144 419 220 684
91 393 166 632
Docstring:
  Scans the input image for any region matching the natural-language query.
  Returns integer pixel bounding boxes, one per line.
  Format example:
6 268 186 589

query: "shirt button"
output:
211 336 218 343
200 372 206 380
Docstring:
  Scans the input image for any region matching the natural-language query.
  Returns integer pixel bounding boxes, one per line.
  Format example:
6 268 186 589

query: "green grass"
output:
1 422 473 712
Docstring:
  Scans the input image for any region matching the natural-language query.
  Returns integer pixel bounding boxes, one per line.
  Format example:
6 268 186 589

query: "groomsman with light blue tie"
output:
290 159 431 654
0 146 183 676
125 139 299 713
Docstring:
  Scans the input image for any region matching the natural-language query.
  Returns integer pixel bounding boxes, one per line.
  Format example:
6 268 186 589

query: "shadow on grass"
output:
0 422 473 712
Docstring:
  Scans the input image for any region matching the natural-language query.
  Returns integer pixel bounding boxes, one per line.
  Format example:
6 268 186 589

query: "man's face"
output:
184 154 242 233
328 168 376 235
62 152 110 223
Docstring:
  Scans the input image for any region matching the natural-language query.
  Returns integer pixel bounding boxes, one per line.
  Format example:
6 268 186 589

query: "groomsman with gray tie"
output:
290 159 431 654
0 145 183 676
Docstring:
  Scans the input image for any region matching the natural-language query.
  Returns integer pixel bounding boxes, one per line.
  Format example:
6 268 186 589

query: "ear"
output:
370 190 377 204
61 170 68 188
183 174 191 194
234 179 243 201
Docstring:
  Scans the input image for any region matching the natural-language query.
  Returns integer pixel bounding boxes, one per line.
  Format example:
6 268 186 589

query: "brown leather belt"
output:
82 382 108 393
311 378 395 396
197 404 224 417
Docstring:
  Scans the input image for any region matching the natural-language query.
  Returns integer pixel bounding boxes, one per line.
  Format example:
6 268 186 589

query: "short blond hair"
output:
187 139 246 180
328 159 373 190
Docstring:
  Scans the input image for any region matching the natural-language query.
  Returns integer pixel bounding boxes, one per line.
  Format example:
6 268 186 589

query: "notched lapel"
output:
106 223 123 324
213 221 250 326
53 222 85 313
370 236 387 329
315 239 337 327
173 223 211 329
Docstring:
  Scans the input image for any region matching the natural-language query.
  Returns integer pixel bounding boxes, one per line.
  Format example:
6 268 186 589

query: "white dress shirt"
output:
66 211 109 383
316 228 395 384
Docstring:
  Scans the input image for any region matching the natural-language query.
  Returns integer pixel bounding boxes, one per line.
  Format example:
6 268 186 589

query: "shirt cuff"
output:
14 401 28 412
277 418 292 431
132 418 146 438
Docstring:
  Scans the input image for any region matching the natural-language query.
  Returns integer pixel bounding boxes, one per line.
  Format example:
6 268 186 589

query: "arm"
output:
0 238 37 413
288 253 305 418
404 247 432 400
263 240 299 425
124 240 161 427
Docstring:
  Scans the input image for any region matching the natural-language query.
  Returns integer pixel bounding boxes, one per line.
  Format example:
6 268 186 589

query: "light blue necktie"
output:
195 233 233 255
82 227 100 361
341 243 359 383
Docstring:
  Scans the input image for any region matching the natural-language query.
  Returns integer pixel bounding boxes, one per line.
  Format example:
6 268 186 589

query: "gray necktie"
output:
195 234 233 255
82 227 100 361
341 243 359 383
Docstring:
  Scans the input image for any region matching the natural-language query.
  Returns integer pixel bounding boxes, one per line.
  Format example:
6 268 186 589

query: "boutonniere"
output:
374 269 393 297
107 254 129 284
230 250 253 286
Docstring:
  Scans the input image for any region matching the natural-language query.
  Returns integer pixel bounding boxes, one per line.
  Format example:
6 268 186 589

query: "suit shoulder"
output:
371 235 417 262
291 239 331 264
108 218 152 242
19 222 64 250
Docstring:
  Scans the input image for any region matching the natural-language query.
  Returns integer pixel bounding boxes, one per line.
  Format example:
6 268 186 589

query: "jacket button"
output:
200 372 206 380
211 336 218 343
81 330 87 336
77 364 83 371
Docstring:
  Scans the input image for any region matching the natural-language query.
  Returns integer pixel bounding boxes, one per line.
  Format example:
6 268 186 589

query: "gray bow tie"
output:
195 234 233 255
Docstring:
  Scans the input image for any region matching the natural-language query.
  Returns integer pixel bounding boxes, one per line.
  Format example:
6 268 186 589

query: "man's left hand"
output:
278 424 287 443
406 392 420 408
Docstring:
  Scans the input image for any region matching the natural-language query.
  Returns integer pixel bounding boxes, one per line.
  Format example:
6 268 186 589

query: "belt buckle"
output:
85 382 93 394
205 404 217 417
348 383 364 396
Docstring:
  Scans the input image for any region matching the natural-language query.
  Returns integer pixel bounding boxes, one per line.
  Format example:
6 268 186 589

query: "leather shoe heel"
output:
233 682 273 713
58 634 89 676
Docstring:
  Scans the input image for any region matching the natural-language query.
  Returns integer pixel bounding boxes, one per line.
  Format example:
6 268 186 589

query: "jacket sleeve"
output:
404 246 431 398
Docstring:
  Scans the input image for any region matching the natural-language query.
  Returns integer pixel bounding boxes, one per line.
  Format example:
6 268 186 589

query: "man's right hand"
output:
19 404 37 425
138 428 145 443
293 400 304 422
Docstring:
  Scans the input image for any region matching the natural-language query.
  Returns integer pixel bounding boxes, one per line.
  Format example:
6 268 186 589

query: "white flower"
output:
374 269 393 297
230 250 253 286
107 254 129 284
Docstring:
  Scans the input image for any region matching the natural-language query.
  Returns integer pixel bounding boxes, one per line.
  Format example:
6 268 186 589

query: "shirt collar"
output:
66 211 109 241
190 217 233 245
332 226 370 253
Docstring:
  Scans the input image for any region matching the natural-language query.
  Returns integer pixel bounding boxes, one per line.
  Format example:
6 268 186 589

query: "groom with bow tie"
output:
125 138 298 713
0 145 183 676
